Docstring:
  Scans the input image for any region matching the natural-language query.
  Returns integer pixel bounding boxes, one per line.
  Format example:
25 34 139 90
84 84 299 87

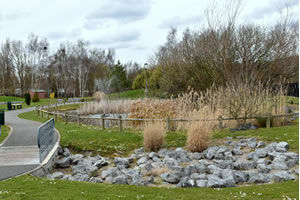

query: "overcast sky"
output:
0 0 298 65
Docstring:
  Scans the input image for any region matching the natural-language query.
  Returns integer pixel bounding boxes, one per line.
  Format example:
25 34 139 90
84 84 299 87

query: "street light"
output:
144 63 148 97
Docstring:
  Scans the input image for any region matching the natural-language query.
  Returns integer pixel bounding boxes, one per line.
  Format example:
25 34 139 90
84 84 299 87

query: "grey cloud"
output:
48 28 82 40
93 30 141 45
86 0 151 24
245 0 298 20
159 15 200 29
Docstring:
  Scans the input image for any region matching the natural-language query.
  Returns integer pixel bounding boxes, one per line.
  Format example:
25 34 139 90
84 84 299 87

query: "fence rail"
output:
36 105 299 131
0 101 24 105
37 118 55 163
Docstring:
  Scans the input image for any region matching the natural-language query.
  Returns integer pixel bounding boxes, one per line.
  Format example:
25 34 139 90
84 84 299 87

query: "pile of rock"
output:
229 123 258 132
49 138 298 188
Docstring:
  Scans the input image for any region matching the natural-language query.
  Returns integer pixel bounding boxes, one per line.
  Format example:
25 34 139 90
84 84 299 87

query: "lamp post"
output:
144 63 148 97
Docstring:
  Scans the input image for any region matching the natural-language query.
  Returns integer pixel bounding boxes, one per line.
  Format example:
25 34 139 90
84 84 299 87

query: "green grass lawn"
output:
0 175 297 200
0 96 24 102
0 98 58 111
0 125 9 144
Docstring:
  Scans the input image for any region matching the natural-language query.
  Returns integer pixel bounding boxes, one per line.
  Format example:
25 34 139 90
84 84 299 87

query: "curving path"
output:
0 107 41 180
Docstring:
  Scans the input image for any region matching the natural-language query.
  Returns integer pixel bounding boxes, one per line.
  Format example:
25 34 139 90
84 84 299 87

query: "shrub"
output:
187 121 211 152
143 122 165 152
93 91 105 103
32 92 40 102
24 93 31 105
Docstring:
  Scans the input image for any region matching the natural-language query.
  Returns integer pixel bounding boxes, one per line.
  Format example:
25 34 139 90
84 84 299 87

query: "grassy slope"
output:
13 110 300 200
0 176 298 200
0 125 9 144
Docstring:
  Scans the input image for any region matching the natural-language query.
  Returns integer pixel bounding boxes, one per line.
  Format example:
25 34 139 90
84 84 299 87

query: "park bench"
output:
12 104 22 110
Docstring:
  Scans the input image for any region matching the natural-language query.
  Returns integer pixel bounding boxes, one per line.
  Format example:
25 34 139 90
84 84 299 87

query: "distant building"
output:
28 89 47 99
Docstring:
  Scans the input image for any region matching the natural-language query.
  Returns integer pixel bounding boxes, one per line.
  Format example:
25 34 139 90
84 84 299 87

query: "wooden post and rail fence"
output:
35 105 299 132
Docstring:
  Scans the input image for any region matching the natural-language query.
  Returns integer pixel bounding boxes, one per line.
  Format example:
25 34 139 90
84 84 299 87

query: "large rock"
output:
257 164 272 174
247 152 259 161
255 149 268 158
205 147 218 160
248 173 270 184
233 171 249 183
50 172 64 179
63 148 72 157
221 169 236 187
56 157 72 168
94 158 109 169
272 162 288 170
275 142 289 152
272 171 295 182
232 147 243 156
207 175 226 188
89 177 103 183
163 157 179 168
257 141 266 148
114 157 130 168
233 160 255 170
161 172 180 183
184 164 199 176
207 165 222 177
190 152 204 160
137 157 148 165
214 160 233 169
101 167 119 179
265 143 278 152
112 175 128 184
70 154 84 164
69 173 90 182
214 146 230 160
177 176 195 188
196 180 207 188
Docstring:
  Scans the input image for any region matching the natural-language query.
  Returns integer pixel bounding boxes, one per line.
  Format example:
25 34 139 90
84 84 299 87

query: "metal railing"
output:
37 118 55 163
0 101 24 105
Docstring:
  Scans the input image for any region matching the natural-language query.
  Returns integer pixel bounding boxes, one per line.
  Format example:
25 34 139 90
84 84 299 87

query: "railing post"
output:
65 114 68 124
119 115 123 132
218 115 223 129
166 117 170 131
47 110 50 119
101 114 105 130
266 116 271 128
37 106 40 117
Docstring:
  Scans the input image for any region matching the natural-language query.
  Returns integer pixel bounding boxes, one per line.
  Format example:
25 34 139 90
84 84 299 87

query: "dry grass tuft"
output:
187 120 212 152
93 91 105 103
143 122 166 152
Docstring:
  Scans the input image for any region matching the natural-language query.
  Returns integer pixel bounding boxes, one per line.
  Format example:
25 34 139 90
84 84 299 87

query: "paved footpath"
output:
0 107 41 180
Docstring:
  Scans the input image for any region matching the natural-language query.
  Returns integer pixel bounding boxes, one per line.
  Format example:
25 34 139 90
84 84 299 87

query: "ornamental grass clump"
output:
143 122 166 152
187 120 212 152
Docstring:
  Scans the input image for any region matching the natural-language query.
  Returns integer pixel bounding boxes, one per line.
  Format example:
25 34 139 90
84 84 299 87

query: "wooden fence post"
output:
166 117 170 131
101 114 105 130
37 106 40 117
65 114 68 124
41 106 44 118
77 113 81 126
119 115 123 132
55 110 57 122
47 110 50 119
218 115 223 129
266 116 271 128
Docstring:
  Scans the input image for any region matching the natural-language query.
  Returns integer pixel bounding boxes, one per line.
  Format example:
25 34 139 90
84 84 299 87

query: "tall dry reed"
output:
143 122 166 152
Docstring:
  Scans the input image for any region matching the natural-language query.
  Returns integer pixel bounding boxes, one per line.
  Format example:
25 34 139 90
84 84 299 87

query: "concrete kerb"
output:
0 125 13 147
0 128 61 181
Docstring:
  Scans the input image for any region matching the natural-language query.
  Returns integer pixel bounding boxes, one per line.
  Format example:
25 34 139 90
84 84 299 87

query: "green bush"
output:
32 92 40 102
24 93 31 105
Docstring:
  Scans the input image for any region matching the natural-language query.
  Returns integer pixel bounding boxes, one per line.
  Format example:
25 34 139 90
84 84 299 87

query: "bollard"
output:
101 114 105 130
119 115 123 132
